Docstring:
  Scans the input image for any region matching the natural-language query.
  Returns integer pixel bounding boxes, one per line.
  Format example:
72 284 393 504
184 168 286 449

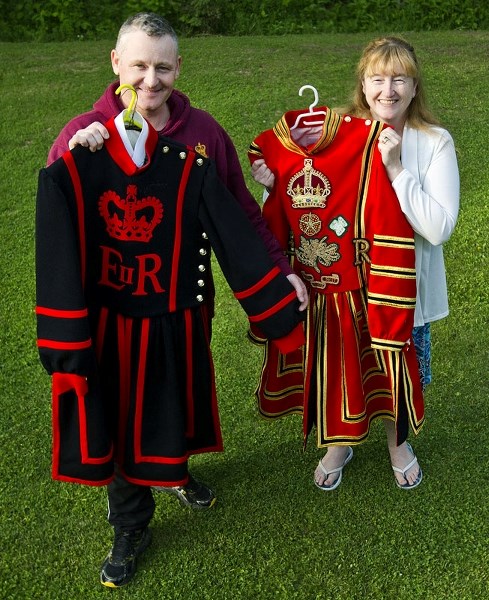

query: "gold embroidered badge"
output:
301 271 340 289
353 238 371 265
329 215 349 237
287 159 331 209
295 235 340 272
195 143 208 158
299 212 322 237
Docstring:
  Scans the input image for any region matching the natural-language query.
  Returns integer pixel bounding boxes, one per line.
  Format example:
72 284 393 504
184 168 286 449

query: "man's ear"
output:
110 49 119 76
175 55 182 80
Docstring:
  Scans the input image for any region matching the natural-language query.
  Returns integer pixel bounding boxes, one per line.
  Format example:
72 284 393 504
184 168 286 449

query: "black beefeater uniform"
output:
36 117 304 494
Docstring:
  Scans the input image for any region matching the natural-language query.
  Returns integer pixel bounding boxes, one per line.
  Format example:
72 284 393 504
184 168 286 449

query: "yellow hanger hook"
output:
115 84 138 120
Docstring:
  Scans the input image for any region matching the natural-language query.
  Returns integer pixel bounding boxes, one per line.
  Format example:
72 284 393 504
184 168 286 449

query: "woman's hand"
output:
378 129 404 182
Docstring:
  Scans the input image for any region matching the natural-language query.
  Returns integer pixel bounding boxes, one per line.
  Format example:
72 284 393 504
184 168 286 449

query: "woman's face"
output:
362 69 417 128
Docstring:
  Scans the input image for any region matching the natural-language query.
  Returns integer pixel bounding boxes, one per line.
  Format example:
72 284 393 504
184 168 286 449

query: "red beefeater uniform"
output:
248 107 424 447
36 117 304 486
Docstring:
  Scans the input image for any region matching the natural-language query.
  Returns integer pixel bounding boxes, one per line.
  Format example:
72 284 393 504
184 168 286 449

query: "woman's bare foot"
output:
314 446 353 489
383 419 422 488
389 442 422 488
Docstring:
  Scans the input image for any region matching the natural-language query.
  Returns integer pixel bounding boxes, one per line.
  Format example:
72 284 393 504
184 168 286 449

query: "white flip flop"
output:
315 446 353 491
392 442 423 490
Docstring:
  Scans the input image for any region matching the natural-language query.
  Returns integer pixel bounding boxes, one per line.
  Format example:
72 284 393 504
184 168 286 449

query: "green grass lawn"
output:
1 30 488 599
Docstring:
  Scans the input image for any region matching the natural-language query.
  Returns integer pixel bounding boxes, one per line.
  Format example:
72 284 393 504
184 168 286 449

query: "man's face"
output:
111 30 181 119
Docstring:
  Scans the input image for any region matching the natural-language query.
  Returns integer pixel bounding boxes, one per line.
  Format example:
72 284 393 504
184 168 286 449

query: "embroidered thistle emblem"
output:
295 235 341 272
98 185 163 242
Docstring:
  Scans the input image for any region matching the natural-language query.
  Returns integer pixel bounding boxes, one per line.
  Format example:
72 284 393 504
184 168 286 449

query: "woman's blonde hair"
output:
341 36 439 129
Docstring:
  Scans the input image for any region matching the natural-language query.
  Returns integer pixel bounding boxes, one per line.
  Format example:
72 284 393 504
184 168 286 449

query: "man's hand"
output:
251 159 276 189
68 122 110 152
287 273 308 311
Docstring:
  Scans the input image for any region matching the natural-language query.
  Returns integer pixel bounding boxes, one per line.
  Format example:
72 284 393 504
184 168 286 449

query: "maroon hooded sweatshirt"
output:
48 82 291 274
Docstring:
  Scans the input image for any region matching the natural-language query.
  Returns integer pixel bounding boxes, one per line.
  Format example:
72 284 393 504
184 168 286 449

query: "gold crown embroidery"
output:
287 159 331 209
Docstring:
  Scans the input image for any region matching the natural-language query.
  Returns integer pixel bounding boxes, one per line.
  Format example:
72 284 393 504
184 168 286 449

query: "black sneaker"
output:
100 527 152 588
153 474 216 509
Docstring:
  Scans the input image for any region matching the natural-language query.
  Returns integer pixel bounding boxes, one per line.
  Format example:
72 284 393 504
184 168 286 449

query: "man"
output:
43 12 307 588
48 13 306 297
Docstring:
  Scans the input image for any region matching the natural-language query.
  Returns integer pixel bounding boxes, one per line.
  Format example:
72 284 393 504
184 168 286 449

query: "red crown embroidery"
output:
98 185 163 242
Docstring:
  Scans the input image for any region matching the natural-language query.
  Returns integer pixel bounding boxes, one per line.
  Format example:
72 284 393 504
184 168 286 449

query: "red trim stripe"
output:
134 318 150 463
105 117 140 175
104 117 159 176
169 149 195 312
184 310 195 437
78 391 113 466
122 473 188 487
234 266 281 300
51 373 111 476
131 454 190 465
95 307 108 363
248 290 297 323
52 473 113 486
117 315 132 465
36 306 88 318
133 313 198 464
51 383 61 481
37 339 91 350
201 305 223 451
63 152 86 287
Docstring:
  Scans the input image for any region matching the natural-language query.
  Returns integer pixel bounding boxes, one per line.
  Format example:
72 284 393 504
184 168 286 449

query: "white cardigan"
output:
393 126 460 327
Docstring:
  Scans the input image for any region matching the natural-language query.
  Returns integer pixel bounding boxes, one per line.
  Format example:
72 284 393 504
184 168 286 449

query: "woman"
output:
252 36 459 490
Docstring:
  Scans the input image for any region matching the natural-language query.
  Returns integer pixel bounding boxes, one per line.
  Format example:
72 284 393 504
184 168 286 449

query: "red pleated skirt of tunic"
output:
252 289 424 448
